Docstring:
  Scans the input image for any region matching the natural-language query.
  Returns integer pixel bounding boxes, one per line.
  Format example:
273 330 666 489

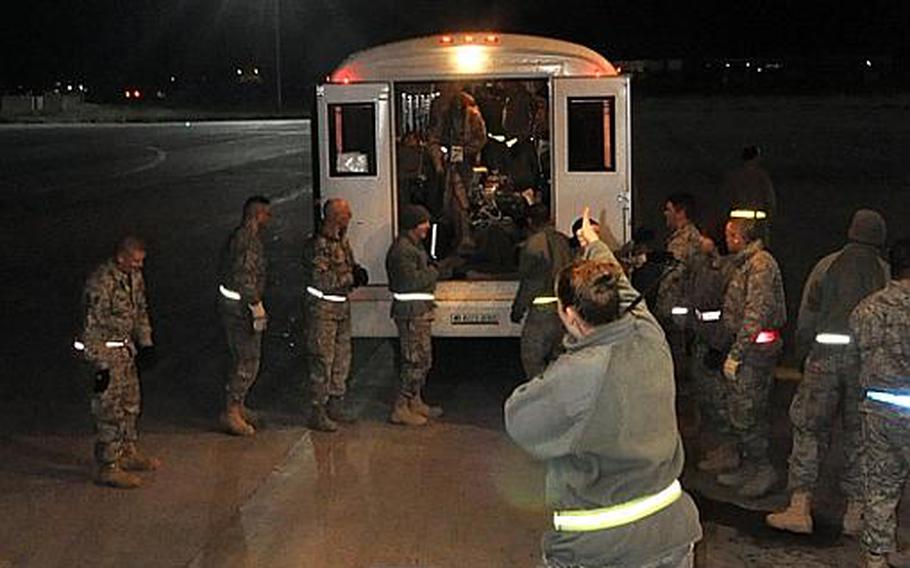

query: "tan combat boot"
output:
96 463 142 489
326 396 355 424
220 400 255 436
389 395 428 426
697 443 740 472
842 500 864 537
766 490 813 534
240 402 260 428
120 445 162 472
863 553 889 568
739 463 779 498
308 403 339 432
410 391 443 419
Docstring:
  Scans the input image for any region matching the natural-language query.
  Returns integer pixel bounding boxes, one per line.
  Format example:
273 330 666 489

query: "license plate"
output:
450 312 499 325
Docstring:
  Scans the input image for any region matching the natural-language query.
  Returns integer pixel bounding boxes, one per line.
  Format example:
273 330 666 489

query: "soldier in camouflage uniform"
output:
510 204 573 379
767 210 889 535
850 239 910 568
217 196 271 436
427 87 487 253
385 205 450 426
716 218 786 498
80 236 160 489
688 229 739 473
302 199 369 432
656 193 703 386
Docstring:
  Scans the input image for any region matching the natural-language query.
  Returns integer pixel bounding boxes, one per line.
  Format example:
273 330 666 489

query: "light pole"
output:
273 0 283 110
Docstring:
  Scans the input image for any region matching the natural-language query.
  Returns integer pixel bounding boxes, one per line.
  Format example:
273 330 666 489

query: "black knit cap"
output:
400 204 431 230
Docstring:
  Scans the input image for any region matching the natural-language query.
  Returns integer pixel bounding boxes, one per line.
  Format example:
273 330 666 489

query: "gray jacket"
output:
505 240 701 567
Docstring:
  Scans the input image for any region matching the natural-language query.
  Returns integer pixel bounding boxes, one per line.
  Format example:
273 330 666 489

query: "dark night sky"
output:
2 0 908 95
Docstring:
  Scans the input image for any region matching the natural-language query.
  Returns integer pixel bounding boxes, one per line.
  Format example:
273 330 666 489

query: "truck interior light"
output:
484 34 499 44
439 35 454 44
464 35 475 43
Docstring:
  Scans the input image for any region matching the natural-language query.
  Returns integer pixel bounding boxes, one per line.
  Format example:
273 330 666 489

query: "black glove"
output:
94 369 111 393
136 346 158 371
353 265 369 287
704 348 725 371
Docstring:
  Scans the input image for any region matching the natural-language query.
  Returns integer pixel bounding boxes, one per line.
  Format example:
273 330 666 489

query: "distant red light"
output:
133 90 141 99
124 90 131 99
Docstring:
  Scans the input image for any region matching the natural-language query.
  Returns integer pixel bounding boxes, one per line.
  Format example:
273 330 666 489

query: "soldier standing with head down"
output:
850 238 910 568
715 217 786 499
80 236 160 489
385 204 448 426
510 203 572 379
217 195 271 437
767 209 889 535
302 198 368 432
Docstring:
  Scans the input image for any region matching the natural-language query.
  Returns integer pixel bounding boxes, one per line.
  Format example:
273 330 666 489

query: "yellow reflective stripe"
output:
532 296 558 305
393 292 436 301
866 390 910 410
105 340 127 348
73 340 86 351
305 286 347 303
553 480 682 532
730 209 768 220
815 333 851 345
219 284 242 301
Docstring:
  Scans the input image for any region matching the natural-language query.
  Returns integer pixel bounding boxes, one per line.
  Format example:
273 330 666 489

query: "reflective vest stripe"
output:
730 209 768 220
696 310 722 322
815 333 851 345
219 285 242 301
866 390 910 410
671 306 689 316
306 286 347 303
532 296 558 305
553 480 683 532
393 292 436 301
74 339 127 351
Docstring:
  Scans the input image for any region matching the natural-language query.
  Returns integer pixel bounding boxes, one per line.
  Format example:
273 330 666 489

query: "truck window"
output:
567 97 615 172
328 103 377 177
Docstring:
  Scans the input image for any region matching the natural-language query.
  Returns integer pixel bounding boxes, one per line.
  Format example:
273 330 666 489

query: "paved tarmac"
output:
1 102 908 566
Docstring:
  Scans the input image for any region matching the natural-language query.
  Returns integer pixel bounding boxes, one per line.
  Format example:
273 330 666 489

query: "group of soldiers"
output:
653 187 909 567
77 165 908 566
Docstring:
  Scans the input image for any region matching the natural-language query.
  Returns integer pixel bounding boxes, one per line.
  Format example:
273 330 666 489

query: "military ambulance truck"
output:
314 33 631 336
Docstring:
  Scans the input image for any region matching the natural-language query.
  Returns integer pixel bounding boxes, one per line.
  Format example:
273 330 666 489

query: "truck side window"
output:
328 103 377 177
567 97 615 172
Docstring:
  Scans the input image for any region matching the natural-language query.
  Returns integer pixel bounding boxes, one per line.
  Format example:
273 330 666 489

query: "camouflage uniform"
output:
850 281 910 557
386 234 439 397
722 239 786 464
786 243 889 496
81 259 153 467
511 225 572 378
688 251 735 437
428 92 487 250
218 223 267 404
656 222 703 383
302 229 355 405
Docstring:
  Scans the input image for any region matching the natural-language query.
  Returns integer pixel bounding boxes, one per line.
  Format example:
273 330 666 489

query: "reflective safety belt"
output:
730 209 768 220
553 480 682 532
532 296 558 306
671 306 690 316
695 309 722 322
219 284 242 301
393 292 436 301
306 286 347 303
815 333 851 345
753 329 780 344
866 389 910 411
73 339 128 351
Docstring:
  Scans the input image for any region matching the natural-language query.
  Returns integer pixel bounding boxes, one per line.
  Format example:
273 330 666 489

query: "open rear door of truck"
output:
316 82 394 283
552 76 631 248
